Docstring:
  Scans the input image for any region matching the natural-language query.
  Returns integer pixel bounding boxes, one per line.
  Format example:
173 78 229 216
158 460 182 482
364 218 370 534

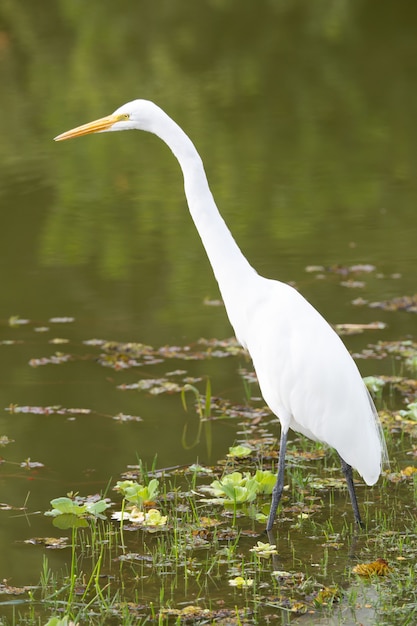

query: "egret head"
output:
54 99 159 141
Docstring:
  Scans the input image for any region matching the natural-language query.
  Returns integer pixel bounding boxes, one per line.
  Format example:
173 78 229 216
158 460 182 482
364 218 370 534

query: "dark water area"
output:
0 2 416 621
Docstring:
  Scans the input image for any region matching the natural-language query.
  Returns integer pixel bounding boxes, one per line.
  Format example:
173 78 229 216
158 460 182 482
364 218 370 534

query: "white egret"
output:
55 100 388 531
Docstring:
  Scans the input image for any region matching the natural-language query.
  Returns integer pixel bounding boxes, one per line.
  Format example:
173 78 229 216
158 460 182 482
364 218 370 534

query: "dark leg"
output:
266 428 288 532
339 455 363 527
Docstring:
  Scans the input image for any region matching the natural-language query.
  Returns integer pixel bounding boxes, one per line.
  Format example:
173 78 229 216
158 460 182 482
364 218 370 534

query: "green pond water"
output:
0 2 416 623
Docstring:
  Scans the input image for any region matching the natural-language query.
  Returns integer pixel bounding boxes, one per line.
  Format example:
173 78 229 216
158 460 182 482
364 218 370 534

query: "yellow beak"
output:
54 114 119 141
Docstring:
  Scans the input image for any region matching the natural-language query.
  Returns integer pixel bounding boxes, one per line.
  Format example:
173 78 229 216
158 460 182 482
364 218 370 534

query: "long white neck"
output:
146 107 258 339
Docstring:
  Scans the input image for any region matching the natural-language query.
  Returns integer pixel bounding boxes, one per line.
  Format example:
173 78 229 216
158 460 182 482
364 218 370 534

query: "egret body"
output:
55 100 388 530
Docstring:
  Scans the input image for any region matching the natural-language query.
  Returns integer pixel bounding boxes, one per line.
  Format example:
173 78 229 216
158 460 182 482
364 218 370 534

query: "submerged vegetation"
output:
0 314 416 624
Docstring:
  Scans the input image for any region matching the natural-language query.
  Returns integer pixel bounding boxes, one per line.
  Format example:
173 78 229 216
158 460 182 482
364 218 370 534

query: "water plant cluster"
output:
2 433 417 624
0 327 416 624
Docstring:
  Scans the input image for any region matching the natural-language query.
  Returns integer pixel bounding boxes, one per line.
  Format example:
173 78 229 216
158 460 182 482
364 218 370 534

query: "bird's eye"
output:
122 114 130 120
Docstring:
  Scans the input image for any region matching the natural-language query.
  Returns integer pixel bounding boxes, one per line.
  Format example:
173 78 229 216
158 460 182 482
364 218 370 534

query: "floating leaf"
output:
159 606 248 622
120 378 182 394
112 413 143 422
369 294 417 313
45 496 110 522
227 444 252 458
349 264 376 273
306 264 375 276
149 381 182 394
209 472 245 496
49 317 75 323
399 402 417 420
364 376 386 394
24 536 69 548
86 500 111 517
335 322 386 336
272 570 305 583
6 405 92 416
141 508 167 526
112 507 167 527
352 558 390 576
115 479 159 506
0 435 14 447
228 576 254 588
187 464 214 475
97 341 155 370
305 265 325 273
253 469 276 494
198 516 222 528
0 581 35 595
51 513 89 530
340 280 365 289
21 458 44 470
0 339 24 345
29 354 72 367
205 469 276 505
8 316 30 327
83 338 106 346
290 601 309 614
250 541 278 558
102 341 153 357
45 497 87 517
308 477 347 490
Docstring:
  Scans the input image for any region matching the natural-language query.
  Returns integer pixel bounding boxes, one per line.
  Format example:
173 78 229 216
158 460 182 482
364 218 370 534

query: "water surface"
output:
0 1 416 620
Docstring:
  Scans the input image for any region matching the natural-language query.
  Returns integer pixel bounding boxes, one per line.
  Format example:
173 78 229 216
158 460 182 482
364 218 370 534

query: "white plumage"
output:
55 100 388 530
